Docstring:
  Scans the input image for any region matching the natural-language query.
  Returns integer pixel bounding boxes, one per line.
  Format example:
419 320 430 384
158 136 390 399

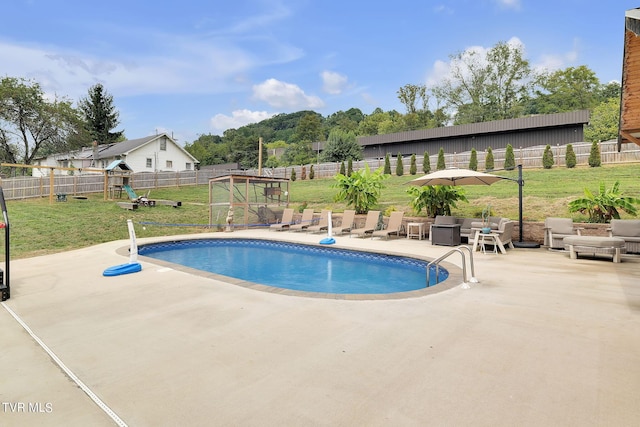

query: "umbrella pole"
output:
512 164 540 248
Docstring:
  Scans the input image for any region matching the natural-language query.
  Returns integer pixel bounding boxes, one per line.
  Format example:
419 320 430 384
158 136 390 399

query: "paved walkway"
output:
2 230 639 426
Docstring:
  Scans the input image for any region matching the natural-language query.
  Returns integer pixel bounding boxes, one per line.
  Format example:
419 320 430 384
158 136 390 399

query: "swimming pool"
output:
138 238 448 296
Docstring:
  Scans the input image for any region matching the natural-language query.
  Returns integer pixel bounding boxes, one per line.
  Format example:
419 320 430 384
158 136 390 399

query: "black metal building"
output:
357 110 590 158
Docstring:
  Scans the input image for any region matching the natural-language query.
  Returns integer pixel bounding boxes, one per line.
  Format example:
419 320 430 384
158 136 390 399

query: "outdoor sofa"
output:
608 219 640 253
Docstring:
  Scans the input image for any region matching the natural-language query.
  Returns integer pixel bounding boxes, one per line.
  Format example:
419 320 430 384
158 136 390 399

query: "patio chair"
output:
333 210 356 235
269 208 295 231
351 210 381 238
289 208 315 232
544 217 582 249
372 211 405 240
608 219 640 253
307 209 331 233
494 219 515 250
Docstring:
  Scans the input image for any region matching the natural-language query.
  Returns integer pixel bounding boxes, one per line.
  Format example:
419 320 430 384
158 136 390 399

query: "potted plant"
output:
481 204 492 234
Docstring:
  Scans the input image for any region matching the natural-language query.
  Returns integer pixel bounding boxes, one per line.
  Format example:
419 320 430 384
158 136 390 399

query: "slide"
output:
123 184 138 200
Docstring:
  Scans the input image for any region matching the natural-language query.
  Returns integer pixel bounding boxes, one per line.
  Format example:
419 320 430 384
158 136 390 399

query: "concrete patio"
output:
2 229 639 426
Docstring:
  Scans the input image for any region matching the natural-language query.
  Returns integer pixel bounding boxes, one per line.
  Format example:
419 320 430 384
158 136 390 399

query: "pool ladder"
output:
426 245 478 289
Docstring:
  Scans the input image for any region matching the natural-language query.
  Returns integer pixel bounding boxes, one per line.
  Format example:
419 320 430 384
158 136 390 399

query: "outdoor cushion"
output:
564 236 626 248
610 219 640 238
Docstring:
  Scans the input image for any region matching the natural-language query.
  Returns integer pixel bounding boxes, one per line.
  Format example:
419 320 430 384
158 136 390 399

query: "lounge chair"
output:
372 211 405 240
608 219 640 253
333 210 356 235
269 208 295 231
351 210 381 238
289 208 315 232
307 209 331 233
544 217 582 249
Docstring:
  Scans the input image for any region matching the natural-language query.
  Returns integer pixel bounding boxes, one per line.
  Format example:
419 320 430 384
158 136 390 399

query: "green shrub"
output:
437 148 446 170
396 152 404 176
309 164 315 179
409 154 417 175
469 148 478 171
347 158 353 177
485 147 494 171
332 164 389 214
565 144 576 168
542 144 554 169
588 141 601 167
423 151 431 173
504 144 515 170
407 185 468 217
384 153 392 174
290 168 297 181
568 181 640 223
339 161 346 175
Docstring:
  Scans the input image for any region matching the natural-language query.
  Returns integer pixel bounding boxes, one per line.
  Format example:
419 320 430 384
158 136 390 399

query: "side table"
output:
406 222 424 240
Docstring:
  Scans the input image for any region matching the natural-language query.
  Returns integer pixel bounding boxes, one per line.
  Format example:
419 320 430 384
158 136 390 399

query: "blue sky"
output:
1 1 637 145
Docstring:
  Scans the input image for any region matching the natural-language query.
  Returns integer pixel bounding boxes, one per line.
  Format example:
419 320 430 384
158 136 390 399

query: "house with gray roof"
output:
33 133 199 176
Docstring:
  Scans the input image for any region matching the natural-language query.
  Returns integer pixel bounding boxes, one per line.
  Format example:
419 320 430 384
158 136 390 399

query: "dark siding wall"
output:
363 125 585 158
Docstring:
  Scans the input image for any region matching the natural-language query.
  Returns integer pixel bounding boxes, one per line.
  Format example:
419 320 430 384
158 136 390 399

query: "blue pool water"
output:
138 239 448 295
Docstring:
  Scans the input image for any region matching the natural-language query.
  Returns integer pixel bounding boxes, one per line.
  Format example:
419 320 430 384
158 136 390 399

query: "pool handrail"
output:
426 245 478 289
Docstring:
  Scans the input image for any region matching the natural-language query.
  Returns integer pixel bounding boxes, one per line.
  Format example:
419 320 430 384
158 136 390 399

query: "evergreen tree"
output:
309 164 315 179
437 148 446 170
340 161 346 175
409 154 417 175
565 144 577 168
290 168 297 181
504 144 515 170
396 152 404 176
78 83 124 144
347 158 353 177
384 153 392 174
542 144 554 169
423 151 431 173
588 141 602 167
301 165 307 180
469 148 478 171
485 147 495 171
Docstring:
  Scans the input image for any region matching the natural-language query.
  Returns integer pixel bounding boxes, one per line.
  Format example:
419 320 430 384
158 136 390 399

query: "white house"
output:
33 133 199 176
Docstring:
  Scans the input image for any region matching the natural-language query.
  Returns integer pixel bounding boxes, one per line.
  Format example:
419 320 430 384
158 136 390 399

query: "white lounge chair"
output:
333 210 356 235
269 208 294 231
372 211 404 240
351 210 381 238
289 209 315 232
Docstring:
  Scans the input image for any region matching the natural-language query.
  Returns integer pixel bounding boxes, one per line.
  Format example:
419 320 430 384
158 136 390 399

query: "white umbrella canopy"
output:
409 168 510 186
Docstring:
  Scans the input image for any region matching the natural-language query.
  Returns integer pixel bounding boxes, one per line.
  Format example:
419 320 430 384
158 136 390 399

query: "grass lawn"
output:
2 163 639 259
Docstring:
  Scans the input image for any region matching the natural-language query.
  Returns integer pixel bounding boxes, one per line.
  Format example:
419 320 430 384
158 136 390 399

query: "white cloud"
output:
252 78 325 109
321 70 348 94
210 109 276 133
495 0 521 10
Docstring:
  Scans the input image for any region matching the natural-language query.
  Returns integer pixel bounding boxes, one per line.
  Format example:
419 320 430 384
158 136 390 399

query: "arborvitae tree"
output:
588 141 601 167
469 148 478 171
565 144 577 168
309 164 315 179
384 153 392 174
542 144 554 169
504 144 515 170
485 147 494 171
409 154 417 175
396 152 404 176
339 161 346 175
347 158 353 176
301 165 307 180
437 147 446 170
290 168 297 181
423 151 431 173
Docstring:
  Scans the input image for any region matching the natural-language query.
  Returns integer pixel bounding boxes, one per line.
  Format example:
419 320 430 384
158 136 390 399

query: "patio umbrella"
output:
409 168 509 186
408 166 539 248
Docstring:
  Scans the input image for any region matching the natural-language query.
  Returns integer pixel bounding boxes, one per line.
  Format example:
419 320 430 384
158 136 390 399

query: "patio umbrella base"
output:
513 241 541 249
